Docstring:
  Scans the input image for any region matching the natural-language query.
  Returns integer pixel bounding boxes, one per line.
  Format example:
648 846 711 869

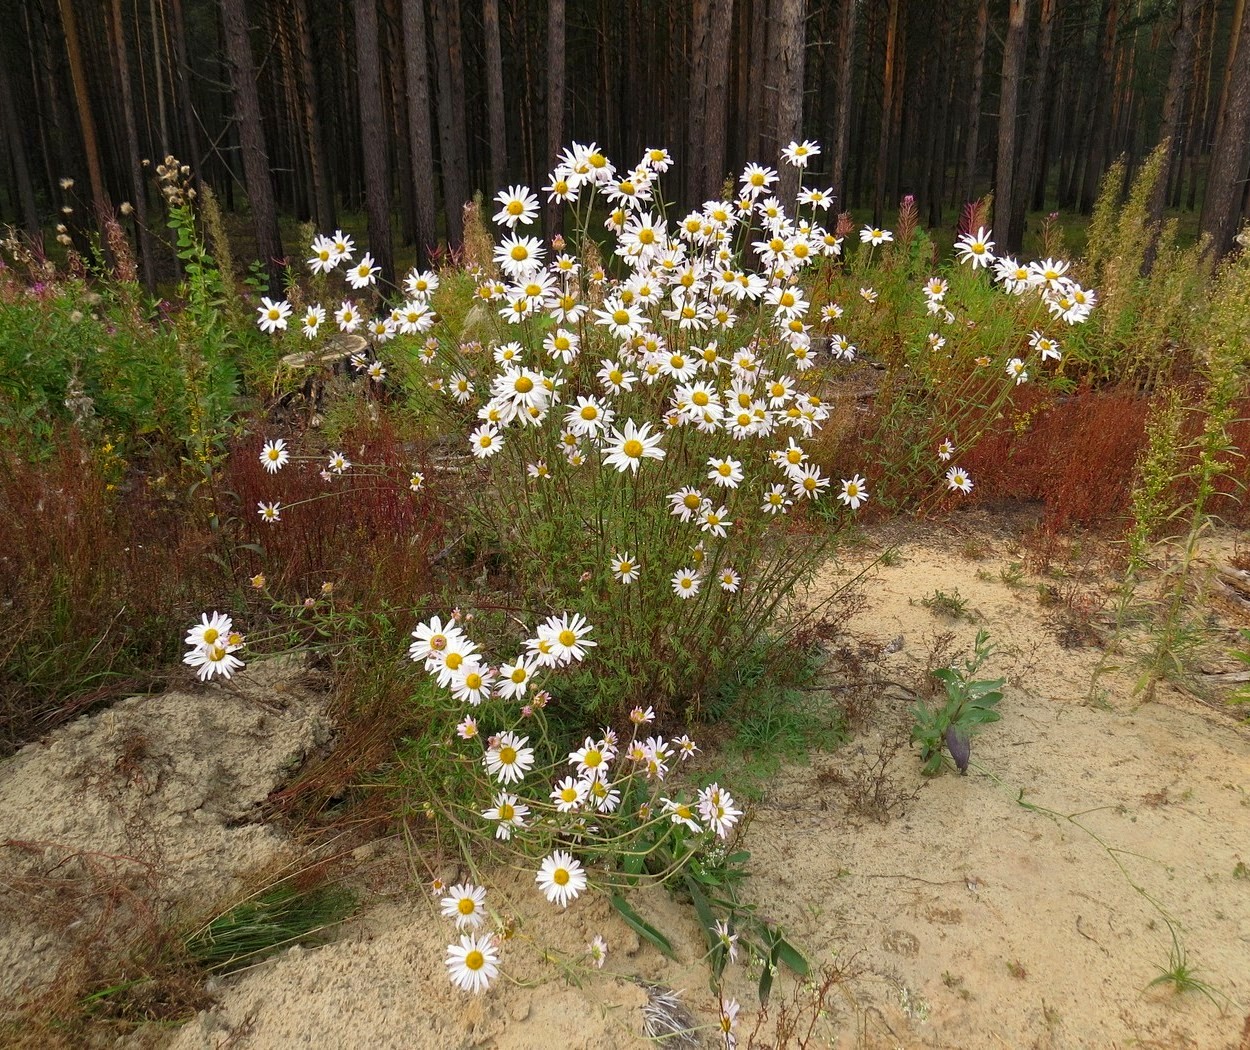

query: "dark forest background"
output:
2 0 1249 290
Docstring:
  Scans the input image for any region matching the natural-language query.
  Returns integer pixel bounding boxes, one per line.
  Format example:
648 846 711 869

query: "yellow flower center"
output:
639 228 655 244
458 898 476 915
202 628 219 645
609 369 623 384
507 200 524 215
718 463 732 476
692 391 709 407
612 309 630 325
498 802 514 820
267 309 279 320
510 245 528 261
208 644 226 661
510 667 527 683
464 672 482 690
558 629 577 647
499 745 517 764
623 439 644 458
465 950 485 971
553 868 570 885
683 493 702 509
514 376 534 393
446 652 464 670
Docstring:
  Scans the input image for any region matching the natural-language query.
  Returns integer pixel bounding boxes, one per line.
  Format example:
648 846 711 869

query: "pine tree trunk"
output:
1146 0 1199 239
483 0 507 190
1011 0 1056 247
57 0 111 222
958 0 988 207
544 0 566 238
431 0 468 246
686 0 710 204
744 0 769 161
1200 0 1250 259
829 0 856 207
168 0 202 177
110 0 155 290
1079 0 1119 212
703 0 733 201
293 0 336 230
0 50 39 235
873 0 900 223
771 0 804 204
220 0 284 286
149 0 172 153
354 0 394 280
994 0 1028 251
401 0 438 264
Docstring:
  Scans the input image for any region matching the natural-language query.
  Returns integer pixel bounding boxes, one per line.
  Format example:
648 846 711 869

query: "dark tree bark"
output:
873 0 900 223
770 0 805 204
686 0 710 204
401 0 438 264
1147 0 1199 233
544 0 565 239
994 0 1028 251
109 0 155 290
168 0 202 178
1079 0 1120 212
1200 0 1250 259
483 0 507 190
293 0 336 230
744 0 768 161
829 0 856 206
431 0 468 246
702 0 733 202
0 50 39 235
149 0 172 154
220 0 284 286
354 0 394 281
1011 0 1056 248
57 0 110 221
958 0 989 208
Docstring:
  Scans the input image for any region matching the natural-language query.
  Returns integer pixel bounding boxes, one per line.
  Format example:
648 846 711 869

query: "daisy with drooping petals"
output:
482 791 529 840
789 464 830 501
328 229 354 263
1005 357 1029 384
602 420 665 474
257 501 281 524
539 611 597 664
588 935 608 968
307 236 337 274
445 932 499 993
698 783 743 839
550 775 588 812
408 615 466 667
185 611 233 650
183 642 245 681
484 731 535 785
335 300 361 332
536 850 587 907
570 737 613 779
496 653 540 701
301 304 326 339
946 466 974 494
761 484 793 515
937 439 956 462
469 423 504 459
611 551 641 585
449 661 494 706
838 475 869 510
492 185 541 228
327 451 350 474
440 883 488 930
345 252 379 289
256 297 291 333
707 456 744 489
859 226 893 246
672 568 701 599
955 226 995 268
781 139 821 167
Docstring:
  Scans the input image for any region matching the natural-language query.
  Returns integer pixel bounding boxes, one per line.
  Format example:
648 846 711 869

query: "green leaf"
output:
609 895 676 960
772 936 810 977
758 962 774 1003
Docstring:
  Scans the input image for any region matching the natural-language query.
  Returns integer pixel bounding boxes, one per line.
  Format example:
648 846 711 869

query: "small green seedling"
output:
910 629 1003 775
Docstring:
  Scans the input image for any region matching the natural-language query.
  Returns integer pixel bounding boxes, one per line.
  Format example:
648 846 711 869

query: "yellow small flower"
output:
250 573 266 589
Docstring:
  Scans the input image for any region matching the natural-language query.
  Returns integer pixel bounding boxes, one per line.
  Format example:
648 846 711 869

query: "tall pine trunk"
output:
57 0 111 222
1200 0 1250 259
402 0 438 264
702 0 733 202
829 0 856 207
293 0 336 230
872 0 900 223
220 0 284 287
544 0 566 239
483 0 507 190
0 53 39 235
1011 0 1055 248
958 0 989 208
994 0 1028 252
770 0 804 204
355 0 394 281
686 0 710 205
110 0 155 290
1146 0 1199 234
431 0 468 246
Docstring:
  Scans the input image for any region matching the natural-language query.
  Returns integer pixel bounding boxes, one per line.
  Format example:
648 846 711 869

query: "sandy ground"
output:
4 520 1249 1049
